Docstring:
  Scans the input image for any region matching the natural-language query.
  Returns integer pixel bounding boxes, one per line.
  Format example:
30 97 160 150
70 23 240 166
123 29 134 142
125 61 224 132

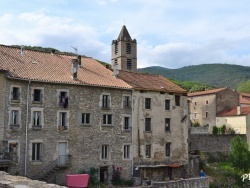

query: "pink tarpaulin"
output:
66 174 89 188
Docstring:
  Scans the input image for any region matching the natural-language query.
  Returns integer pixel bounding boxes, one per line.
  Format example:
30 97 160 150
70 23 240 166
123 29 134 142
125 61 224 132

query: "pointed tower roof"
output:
117 25 132 41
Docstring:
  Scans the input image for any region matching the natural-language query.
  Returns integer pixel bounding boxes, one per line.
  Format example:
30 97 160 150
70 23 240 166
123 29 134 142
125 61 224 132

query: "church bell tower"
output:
111 25 137 72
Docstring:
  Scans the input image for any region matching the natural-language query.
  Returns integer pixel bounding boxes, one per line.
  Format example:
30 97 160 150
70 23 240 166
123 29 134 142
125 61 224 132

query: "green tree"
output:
212 126 219 135
229 136 250 173
236 80 250 93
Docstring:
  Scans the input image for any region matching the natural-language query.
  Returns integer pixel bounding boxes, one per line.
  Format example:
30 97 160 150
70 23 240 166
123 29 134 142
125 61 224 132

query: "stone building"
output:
0 45 133 184
188 88 239 133
0 25 191 186
113 26 190 183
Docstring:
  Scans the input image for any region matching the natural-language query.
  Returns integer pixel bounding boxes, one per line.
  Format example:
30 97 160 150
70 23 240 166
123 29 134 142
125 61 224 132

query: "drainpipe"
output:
131 90 134 177
25 80 31 176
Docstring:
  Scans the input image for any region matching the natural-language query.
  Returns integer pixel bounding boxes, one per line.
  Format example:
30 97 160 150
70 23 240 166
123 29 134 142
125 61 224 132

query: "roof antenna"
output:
71 46 78 55
20 45 25 55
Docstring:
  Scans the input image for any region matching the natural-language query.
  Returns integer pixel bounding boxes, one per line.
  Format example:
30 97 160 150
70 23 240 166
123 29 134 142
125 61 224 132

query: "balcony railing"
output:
10 124 20 130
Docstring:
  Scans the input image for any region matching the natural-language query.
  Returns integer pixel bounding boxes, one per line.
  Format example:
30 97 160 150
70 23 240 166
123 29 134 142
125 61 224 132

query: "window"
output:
59 91 68 108
33 89 42 102
82 113 91 124
175 95 180 106
145 145 151 158
194 113 198 119
124 145 130 159
102 95 110 109
145 98 151 109
11 87 20 101
124 117 130 130
205 112 208 118
127 59 132 70
59 112 67 129
33 111 41 127
103 114 113 125
126 43 131 54
166 143 171 157
194 101 197 105
10 110 19 130
123 96 131 108
145 118 151 132
101 145 109 160
165 99 170 110
115 42 118 54
32 143 42 161
206 100 208 105
165 118 170 132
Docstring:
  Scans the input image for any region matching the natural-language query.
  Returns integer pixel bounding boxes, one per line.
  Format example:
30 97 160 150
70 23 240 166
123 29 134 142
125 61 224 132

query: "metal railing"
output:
32 155 71 180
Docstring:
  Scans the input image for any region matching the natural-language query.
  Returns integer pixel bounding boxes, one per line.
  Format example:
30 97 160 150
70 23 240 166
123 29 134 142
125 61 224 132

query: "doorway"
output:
100 166 108 183
58 142 67 166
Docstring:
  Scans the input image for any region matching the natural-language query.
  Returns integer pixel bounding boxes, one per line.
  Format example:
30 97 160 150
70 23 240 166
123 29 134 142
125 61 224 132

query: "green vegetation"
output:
220 125 226 134
169 78 215 92
138 64 250 89
212 126 219 135
192 121 200 127
236 80 250 93
205 137 250 187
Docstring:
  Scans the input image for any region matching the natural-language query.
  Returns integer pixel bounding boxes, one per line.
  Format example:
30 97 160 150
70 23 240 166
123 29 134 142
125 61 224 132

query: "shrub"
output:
192 121 200 127
220 125 226 134
212 126 219 135
228 127 235 135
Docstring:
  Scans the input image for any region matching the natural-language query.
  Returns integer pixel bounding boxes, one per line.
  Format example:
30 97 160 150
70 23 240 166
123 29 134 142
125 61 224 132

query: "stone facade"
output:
132 90 189 181
1 76 133 184
188 88 239 133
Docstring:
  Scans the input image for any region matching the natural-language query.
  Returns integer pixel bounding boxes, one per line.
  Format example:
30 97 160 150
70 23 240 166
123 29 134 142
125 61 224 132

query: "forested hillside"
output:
138 64 250 89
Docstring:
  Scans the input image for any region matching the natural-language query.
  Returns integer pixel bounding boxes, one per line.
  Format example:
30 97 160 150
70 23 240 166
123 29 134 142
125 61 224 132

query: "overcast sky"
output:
1 0 250 69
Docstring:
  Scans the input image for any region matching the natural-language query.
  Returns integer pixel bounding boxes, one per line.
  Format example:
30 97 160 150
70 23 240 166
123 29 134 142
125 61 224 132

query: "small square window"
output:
103 114 113 125
206 100 208 105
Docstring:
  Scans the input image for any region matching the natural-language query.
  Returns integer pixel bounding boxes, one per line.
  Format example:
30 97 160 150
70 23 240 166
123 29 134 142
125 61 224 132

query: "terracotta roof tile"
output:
240 97 250 105
0 45 132 89
117 70 187 93
188 87 227 97
218 106 250 116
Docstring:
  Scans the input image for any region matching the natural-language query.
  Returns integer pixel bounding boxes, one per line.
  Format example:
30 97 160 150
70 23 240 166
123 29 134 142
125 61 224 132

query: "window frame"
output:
102 94 110 110
165 99 170 110
145 98 151 109
101 145 109 160
165 118 171 132
165 143 171 157
175 95 180 106
102 114 113 125
145 145 151 158
81 113 91 125
145 118 151 132
32 142 42 161
124 145 130 159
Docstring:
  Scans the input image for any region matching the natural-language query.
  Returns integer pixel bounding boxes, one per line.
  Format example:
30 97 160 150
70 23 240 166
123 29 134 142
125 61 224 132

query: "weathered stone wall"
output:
133 91 189 166
190 127 209 134
2 78 133 183
0 72 6 141
190 134 246 153
151 177 209 188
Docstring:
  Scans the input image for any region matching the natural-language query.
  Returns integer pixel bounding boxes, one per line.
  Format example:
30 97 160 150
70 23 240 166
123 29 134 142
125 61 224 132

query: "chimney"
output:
71 59 78 79
77 55 81 66
237 106 241 115
19 45 25 55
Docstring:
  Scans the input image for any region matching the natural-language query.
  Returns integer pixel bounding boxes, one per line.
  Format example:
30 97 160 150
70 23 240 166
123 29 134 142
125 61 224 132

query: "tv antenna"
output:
71 46 78 55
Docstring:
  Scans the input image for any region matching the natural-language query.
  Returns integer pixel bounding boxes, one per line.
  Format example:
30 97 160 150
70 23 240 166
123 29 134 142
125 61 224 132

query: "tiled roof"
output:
117 70 187 93
217 106 250 116
188 87 228 97
240 97 250 105
240 93 250 98
0 45 132 89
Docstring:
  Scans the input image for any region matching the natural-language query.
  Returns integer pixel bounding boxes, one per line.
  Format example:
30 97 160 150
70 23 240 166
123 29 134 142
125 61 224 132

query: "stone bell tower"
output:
111 25 137 72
